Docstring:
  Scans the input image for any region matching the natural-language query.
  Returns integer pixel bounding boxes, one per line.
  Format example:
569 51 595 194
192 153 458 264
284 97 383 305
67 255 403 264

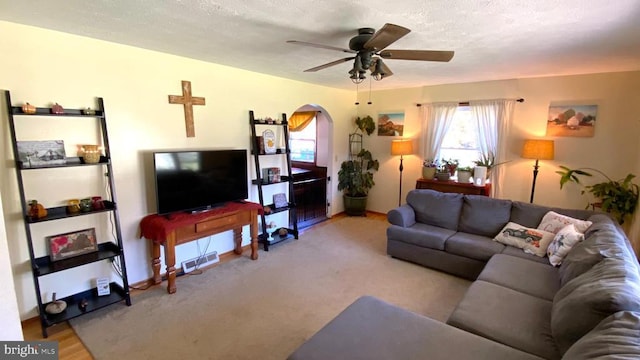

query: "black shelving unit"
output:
249 110 299 250
4 90 131 337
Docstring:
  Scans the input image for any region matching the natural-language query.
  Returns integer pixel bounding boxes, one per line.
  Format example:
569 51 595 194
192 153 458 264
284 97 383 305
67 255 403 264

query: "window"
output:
438 106 481 168
289 117 316 163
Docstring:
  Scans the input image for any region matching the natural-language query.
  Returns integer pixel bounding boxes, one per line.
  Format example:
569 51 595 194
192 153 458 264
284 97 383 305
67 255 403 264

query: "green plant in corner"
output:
354 115 375 136
338 149 379 197
338 115 378 216
556 166 639 224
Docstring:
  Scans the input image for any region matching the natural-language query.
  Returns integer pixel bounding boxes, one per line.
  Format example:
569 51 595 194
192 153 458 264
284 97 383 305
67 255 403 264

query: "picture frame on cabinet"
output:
48 228 98 262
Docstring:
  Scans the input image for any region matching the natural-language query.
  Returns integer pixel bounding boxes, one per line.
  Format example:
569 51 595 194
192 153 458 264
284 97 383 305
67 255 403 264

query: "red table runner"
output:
140 201 263 244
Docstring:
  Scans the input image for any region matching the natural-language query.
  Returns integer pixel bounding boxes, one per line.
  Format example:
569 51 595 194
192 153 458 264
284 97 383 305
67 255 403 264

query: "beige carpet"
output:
70 216 471 359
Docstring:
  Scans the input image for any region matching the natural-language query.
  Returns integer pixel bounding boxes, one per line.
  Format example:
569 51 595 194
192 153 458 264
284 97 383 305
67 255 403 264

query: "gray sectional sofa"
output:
288 189 640 359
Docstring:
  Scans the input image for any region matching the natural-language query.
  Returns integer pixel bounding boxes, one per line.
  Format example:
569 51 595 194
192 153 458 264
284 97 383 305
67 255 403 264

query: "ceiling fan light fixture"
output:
350 71 365 84
371 58 386 81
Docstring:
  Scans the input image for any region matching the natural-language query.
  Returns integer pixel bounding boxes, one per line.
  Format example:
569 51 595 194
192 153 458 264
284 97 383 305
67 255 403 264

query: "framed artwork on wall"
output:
546 105 597 137
377 112 405 136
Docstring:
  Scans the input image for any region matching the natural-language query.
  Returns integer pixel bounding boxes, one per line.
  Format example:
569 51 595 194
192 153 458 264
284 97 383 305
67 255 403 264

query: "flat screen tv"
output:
153 149 248 215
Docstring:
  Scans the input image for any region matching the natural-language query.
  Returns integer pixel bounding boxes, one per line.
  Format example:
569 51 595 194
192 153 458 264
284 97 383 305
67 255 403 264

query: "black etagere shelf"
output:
249 110 299 251
4 90 131 337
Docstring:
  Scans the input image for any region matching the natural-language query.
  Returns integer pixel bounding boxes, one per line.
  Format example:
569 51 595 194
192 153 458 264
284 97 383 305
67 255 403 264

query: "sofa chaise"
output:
288 189 640 359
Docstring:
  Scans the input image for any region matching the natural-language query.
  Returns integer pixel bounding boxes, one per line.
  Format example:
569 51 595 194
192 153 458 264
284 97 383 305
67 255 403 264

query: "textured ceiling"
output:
2 0 640 90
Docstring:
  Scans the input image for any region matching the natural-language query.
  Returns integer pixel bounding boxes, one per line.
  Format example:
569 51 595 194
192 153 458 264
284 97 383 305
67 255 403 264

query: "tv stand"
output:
140 202 261 294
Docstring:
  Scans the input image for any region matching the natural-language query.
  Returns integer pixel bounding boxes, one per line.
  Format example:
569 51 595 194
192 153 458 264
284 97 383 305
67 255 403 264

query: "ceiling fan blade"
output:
379 49 455 62
303 57 355 72
363 23 411 51
286 40 356 54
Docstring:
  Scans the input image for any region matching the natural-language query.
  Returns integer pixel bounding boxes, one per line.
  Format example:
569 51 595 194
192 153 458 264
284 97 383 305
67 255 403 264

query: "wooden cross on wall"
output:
168 80 206 137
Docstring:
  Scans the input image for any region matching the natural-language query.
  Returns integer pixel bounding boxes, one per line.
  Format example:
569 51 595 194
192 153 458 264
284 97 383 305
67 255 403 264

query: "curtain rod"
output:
416 98 524 107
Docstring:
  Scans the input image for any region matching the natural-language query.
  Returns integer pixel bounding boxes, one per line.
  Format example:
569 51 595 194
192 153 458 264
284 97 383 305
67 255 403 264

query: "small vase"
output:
435 172 450 181
82 145 101 164
457 171 472 183
422 167 436 179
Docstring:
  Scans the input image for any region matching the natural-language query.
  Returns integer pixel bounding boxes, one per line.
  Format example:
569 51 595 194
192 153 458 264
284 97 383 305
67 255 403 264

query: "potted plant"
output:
456 166 473 183
422 159 439 179
556 166 639 224
473 152 510 181
442 158 459 176
338 115 379 216
435 162 451 181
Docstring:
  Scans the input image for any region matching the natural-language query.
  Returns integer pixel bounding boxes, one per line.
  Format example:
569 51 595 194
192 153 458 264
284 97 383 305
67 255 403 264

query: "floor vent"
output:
181 251 219 273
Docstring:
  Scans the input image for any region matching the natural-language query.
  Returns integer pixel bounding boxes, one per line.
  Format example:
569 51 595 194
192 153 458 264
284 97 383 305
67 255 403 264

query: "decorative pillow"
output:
493 222 555 257
547 224 585 266
537 211 592 234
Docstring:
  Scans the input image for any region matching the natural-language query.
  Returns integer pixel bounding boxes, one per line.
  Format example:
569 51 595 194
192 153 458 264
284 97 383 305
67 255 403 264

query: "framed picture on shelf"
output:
48 228 98 262
262 129 277 154
16 140 66 168
273 193 288 208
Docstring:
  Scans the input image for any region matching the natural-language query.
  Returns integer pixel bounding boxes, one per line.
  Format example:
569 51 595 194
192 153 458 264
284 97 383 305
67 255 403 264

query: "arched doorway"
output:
288 104 334 228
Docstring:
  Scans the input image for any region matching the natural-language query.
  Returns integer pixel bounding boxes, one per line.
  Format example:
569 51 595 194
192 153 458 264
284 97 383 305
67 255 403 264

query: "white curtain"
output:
469 99 515 198
420 102 458 163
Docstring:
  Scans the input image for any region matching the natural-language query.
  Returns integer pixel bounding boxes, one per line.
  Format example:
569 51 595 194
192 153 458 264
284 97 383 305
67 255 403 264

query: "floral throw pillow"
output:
537 211 592 234
494 222 555 257
547 224 585 266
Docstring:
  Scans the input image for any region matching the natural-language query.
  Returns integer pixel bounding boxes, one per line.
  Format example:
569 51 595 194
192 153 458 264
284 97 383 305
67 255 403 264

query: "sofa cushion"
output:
478 254 559 301
407 190 463 231
494 222 555 257
547 224 585 266
500 246 550 264
386 223 455 251
558 219 629 286
551 258 640 354
458 195 512 237
447 280 558 360
510 201 553 228
445 233 505 261
288 295 544 360
562 311 640 359
538 211 592 234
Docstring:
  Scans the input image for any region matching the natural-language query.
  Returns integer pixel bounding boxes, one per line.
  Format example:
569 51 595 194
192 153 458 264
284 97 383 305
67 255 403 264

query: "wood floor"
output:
21 211 387 359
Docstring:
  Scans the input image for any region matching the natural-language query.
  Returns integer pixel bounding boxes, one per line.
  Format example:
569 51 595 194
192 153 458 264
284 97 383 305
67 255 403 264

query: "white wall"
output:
0 190 23 340
0 21 354 319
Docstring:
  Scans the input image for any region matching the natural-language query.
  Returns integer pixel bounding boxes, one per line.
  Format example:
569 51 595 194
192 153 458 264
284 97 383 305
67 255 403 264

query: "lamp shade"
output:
391 139 413 156
521 139 554 160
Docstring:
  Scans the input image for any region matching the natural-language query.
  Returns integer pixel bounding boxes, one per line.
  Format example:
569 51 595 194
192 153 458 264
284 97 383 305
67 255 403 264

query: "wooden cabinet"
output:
416 178 491 196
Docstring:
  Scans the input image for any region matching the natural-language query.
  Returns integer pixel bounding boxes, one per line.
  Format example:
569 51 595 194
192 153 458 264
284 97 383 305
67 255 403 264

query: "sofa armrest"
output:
387 205 416 227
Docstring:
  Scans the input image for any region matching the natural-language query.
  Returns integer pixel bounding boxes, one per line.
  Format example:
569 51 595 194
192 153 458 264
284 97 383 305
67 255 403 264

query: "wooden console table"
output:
140 202 261 294
416 178 491 196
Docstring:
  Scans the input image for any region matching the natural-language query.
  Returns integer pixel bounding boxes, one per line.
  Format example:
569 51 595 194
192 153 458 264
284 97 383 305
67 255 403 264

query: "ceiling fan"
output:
287 23 454 83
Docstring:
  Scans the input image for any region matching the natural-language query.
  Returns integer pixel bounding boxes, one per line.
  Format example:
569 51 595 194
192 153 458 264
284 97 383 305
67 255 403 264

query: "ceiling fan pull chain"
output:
368 77 373 105
354 82 360 105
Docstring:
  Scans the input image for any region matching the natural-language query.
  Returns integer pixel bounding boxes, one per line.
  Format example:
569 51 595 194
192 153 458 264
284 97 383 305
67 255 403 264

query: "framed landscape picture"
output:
16 140 66 168
546 105 597 137
48 228 98 261
377 112 405 136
